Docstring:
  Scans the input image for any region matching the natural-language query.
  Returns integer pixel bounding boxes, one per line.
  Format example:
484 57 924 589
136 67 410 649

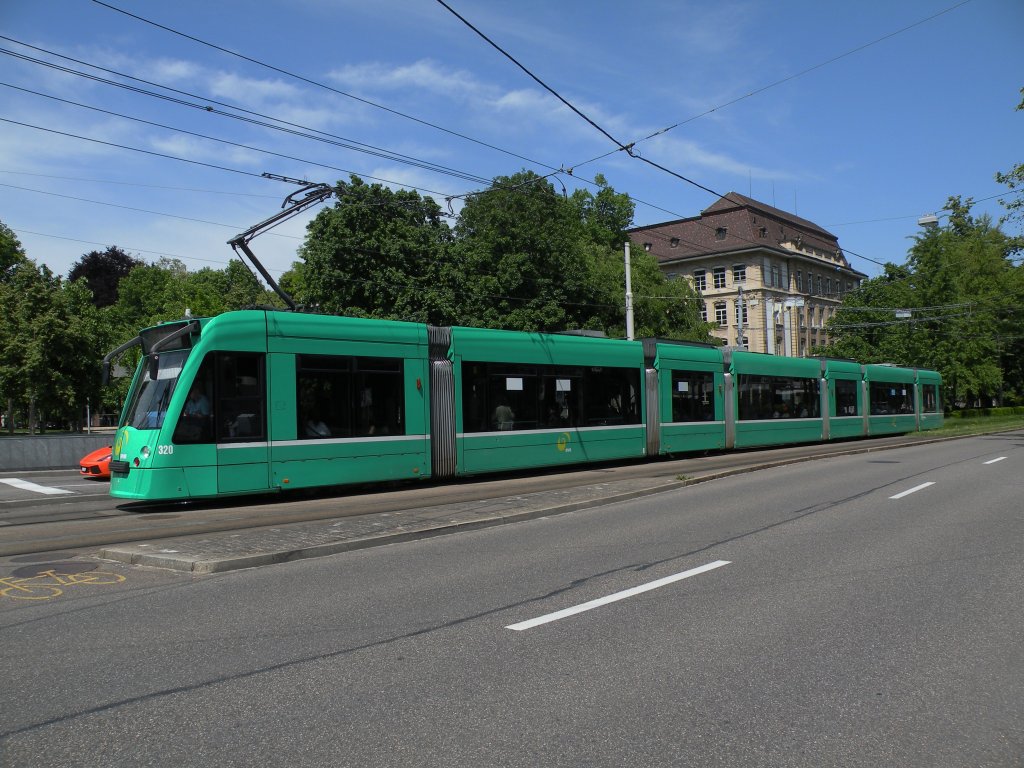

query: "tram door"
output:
214 352 270 494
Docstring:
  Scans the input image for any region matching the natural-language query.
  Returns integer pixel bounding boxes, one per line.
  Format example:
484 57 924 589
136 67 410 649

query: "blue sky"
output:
1 0 1021 283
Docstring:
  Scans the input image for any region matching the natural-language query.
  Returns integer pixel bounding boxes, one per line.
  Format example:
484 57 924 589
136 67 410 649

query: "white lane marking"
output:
506 560 730 631
0 478 75 495
983 456 1007 465
889 482 935 500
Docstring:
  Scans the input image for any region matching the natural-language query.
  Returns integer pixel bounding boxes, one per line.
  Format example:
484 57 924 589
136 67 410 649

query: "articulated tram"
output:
106 310 943 501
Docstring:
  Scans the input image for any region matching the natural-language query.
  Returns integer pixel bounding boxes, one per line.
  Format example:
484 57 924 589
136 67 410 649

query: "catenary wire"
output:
88 0 559 174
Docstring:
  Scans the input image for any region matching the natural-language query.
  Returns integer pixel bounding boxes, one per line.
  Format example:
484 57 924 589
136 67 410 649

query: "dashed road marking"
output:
0 478 74 495
983 457 1007 465
889 482 935 500
507 560 730 631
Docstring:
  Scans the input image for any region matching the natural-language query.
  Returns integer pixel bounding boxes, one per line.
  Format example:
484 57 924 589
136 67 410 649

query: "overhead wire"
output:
432 1 906 273
0 44 494 186
89 0 559 174
11 6 992 279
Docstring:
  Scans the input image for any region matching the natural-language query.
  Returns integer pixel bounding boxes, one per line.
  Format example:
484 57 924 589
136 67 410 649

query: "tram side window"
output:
218 353 266 441
173 354 215 444
541 372 582 428
584 367 641 427
834 379 859 416
296 355 404 439
487 366 539 431
737 374 820 420
460 361 641 432
869 381 914 415
670 370 715 422
921 384 940 413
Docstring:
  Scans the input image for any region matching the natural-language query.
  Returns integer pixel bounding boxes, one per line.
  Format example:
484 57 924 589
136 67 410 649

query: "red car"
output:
79 445 112 480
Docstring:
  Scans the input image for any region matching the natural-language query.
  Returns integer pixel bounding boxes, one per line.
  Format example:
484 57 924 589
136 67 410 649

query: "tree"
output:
0 219 27 282
299 176 454 322
994 87 1024 231
68 245 143 308
820 196 1023 407
450 171 600 331
0 260 105 432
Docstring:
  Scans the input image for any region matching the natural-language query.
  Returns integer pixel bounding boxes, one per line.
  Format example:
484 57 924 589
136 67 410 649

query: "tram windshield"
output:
121 350 189 430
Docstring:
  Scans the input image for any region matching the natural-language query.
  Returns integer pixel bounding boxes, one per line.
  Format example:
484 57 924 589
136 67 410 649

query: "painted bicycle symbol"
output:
0 569 126 601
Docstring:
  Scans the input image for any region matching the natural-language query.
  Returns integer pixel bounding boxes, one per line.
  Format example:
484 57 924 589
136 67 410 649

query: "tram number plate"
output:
157 445 174 455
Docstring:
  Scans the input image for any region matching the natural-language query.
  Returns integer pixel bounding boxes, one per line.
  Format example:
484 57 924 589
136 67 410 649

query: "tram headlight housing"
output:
140 446 151 459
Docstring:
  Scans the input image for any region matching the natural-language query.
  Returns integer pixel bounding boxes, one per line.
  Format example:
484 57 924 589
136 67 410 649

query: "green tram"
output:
107 310 943 501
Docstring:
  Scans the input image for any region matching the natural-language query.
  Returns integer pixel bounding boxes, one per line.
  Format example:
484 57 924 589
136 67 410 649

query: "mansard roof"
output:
628 192 863 277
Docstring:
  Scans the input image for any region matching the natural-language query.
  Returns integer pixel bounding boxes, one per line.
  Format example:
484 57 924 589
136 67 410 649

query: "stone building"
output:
628 192 867 355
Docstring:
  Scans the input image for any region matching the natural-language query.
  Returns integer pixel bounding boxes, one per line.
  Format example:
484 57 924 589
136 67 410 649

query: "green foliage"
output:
0 260 106 431
819 197 1023 407
294 171 710 341
451 171 598 331
994 87 1024 231
299 176 454 323
0 220 28 282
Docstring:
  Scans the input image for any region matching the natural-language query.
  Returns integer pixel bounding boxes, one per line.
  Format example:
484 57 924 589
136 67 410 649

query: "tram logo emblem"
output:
114 431 125 458
556 432 572 452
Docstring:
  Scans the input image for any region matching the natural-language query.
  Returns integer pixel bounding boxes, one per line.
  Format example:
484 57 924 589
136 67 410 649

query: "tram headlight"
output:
140 446 151 459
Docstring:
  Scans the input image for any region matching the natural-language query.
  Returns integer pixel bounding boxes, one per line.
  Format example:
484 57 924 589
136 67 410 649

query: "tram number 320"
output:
157 445 174 455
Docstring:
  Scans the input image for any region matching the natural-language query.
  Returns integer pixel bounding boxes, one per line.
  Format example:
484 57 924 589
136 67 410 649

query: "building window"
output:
693 270 706 292
806 272 814 294
700 302 707 323
666 272 678 280
816 275 822 295
771 265 780 288
796 270 803 292
715 227 727 240
732 264 746 283
713 267 726 289
759 227 767 238
714 302 728 326
670 237 680 248
734 299 747 325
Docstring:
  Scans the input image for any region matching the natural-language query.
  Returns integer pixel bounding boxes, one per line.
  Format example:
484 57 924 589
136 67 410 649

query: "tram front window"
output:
122 350 188 430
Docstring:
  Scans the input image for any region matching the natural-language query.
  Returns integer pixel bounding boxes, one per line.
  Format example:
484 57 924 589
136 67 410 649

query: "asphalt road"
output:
1 432 1021 766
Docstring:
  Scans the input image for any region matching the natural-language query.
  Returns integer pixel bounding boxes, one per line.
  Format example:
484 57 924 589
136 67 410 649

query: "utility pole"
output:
624 241 635 341
737 285 745 349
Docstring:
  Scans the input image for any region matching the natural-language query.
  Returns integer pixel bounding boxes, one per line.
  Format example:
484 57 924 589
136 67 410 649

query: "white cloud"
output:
207 72 303 104
148 133 263 168
327 59 488 101
644 133 797 182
